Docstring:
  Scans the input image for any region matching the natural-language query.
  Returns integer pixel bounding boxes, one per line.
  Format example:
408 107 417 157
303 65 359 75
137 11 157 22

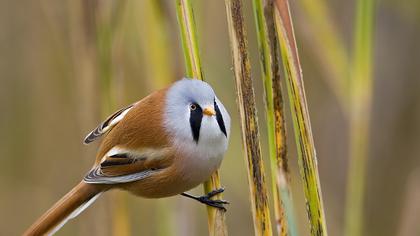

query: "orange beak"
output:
203 107 216 116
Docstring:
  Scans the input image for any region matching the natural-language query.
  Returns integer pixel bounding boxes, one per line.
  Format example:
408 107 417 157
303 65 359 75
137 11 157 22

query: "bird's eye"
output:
190 104 197 111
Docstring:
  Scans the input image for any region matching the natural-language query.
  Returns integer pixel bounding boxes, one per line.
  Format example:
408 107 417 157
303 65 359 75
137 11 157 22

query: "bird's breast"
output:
172 136 227 186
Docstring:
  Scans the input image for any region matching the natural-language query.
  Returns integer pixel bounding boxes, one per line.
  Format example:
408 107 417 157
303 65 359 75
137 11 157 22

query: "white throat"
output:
177 117 227 157
170 116 228 184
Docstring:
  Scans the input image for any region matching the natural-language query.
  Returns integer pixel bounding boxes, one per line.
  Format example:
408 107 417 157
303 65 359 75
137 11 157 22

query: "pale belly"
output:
122 153 223 198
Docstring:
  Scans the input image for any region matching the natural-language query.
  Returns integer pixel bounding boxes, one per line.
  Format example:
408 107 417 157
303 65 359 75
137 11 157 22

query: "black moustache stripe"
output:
214 99 227 137
189 103 203 143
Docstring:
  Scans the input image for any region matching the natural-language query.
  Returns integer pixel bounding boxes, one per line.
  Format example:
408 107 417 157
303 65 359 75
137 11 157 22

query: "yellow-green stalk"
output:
296 0 349 109
344 0 375 235
176 0 227 235
140 0 176 235
251 0 296 234
95 3 131 236
224 0 273 235
274 1 328 235
277 171 298 236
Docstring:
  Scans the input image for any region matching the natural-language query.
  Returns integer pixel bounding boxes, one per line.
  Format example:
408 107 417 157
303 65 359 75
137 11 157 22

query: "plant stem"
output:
141 1 176 235
277 171 298 236
176 0 204 80
251 0 296 234
274 1 328 235
224 0 273 235
96 3 131 235
344 0 375 235
176 0 227 235
296 0 350 110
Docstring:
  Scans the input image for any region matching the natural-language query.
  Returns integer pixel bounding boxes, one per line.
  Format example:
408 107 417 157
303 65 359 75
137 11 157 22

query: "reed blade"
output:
176 0 228 235
274 1 328 235
141 1 177 235
296 0 349 110
251 0 297 235
95 2 131 235
224 0 273 235
344 0 375 235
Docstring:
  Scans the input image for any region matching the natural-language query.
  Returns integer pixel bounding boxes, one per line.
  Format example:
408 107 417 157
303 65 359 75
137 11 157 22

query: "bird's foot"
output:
181 188 229 211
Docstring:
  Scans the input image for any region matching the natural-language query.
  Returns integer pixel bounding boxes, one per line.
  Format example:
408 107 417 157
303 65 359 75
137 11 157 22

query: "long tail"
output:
24 181 103 236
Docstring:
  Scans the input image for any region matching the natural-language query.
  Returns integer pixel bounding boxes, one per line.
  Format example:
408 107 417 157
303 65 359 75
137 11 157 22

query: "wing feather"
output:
83 167 155 184
83 147 170 184
83 104 135 144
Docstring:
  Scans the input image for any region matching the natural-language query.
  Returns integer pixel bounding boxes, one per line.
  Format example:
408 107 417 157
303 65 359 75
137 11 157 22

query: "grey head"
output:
164 78 231 153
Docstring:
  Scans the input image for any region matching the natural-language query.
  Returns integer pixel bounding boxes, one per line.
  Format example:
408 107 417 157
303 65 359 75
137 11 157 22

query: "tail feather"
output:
24 182 102 236
48 192 102 236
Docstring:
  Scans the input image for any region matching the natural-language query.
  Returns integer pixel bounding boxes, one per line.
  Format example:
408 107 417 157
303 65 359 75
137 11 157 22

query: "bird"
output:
24 78 231 236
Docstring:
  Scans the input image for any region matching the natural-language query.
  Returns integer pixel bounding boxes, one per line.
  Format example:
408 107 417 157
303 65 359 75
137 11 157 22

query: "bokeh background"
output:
1 0 419 235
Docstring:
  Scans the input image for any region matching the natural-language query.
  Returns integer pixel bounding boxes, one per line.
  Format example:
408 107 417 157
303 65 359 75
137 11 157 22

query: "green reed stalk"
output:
176 0 228 235
95 3 131 236
141 1 176 235
224 0 273 235
277 172 298 236
297 0 349 110
176 0 203 80
251 0 296 234
143 0 175 88
274 1 328 235
344 0 375 235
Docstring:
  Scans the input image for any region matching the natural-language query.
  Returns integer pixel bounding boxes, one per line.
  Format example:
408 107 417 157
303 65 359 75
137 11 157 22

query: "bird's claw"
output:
205 187 225 198
181 188 229 211
197 188 229 211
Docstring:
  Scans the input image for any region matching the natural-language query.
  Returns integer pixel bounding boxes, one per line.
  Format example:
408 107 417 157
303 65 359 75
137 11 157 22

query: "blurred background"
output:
1 0 419 235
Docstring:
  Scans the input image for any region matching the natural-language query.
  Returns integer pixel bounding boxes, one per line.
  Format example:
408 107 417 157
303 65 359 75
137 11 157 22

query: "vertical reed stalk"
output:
143 0 175 88
277 172 298 236
176 0 227 235
95 3 131 236
224 0 273 235
296 0 349 109
141 1 176 235
274 1 328 235
176 0 203 80
251 0 296 234
344 0 375 235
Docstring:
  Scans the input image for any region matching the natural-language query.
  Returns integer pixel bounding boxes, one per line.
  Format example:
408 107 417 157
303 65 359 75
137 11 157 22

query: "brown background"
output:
1 0 419 235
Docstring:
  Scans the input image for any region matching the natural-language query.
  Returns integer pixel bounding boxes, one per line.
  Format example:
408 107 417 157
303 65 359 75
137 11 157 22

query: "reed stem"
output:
176 0 227 235
176 0 204 80
224 0 273 235
277 172 298 236
251 0 296 234
141 1 176 235
344 0 375 235
96 3 131 235
297 0 349 110
274 1 328 235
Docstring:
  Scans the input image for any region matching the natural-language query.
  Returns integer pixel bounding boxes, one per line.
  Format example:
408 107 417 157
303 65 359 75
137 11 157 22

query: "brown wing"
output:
83 104 136 144
84 149 171 184
94 88 170 162
85 88 172 184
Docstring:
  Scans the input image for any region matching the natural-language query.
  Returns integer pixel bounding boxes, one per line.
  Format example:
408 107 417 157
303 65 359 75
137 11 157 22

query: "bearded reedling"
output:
24 79 231 236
